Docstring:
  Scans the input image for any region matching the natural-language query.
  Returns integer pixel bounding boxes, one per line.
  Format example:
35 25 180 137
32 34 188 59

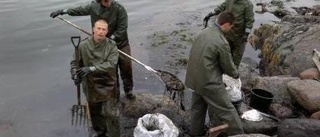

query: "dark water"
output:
0 0 318 136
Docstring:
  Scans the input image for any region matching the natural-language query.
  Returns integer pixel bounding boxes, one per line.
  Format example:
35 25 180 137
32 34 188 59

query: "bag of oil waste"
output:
222 74 242 102
134 113 179 137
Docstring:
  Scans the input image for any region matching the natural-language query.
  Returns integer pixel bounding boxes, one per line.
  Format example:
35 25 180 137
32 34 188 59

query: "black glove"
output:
203 12 214 22
76 66 95 78
50 9 66 18
243 31 250 42
73 78 82 86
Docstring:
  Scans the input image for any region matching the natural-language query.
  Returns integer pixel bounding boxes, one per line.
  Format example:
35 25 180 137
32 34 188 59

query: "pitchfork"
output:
70 36 87 126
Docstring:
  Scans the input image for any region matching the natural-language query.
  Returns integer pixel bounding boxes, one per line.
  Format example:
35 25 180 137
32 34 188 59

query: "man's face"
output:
101 0 112 7
93 21 108 42
222 23 234 32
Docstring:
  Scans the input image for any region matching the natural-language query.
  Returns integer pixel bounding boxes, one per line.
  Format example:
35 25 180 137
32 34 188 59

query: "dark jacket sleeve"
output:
218 43 239 78
67 3 91 16
113 7 128 43
244 2 255 30
214 1 227 14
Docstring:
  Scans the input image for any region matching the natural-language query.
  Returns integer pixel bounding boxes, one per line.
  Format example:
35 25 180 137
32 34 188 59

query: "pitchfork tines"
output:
71 103 87 126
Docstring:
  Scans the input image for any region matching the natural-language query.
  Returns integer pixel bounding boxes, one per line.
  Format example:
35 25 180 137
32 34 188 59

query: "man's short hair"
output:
217 11 235 25
94 19 108 27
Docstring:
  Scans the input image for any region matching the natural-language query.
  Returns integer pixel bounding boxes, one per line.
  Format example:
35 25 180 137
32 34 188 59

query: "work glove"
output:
203 12 219 28
76 66 96 78
50 9 67 18
73 78 82 86
243 28 251 42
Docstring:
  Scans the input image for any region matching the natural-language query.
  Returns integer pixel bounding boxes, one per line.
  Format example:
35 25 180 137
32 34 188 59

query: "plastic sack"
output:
134 113 179 137
222 74 242 102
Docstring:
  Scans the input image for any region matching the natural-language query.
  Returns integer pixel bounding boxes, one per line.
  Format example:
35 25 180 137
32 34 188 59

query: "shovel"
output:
70 36 87 126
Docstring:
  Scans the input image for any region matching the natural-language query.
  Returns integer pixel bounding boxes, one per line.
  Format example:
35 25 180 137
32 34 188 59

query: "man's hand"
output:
50 9 66 18
76 66 96 78
73 78 82 86
243 29 251 42
203 12 219 28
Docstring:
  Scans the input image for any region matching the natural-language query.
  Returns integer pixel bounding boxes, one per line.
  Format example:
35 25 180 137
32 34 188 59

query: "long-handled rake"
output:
70 36 87 126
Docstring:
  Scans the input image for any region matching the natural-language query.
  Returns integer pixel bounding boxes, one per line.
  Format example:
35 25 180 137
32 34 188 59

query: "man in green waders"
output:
203 0 255 68
70 19 120 137
51 0 135 100
185 11 243 136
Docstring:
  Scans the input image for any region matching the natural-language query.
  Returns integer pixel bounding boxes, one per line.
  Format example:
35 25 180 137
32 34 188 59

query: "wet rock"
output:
120 93 189 136
240 104 278 136
311 111 320 120
277 118 320 137
239 62 260 92
299 68 320 80
287 80 320 113
230 134 271 137
252 76 299 104
269 103 293 118
292 5 320 16
249 16 320 76
242 118 278 136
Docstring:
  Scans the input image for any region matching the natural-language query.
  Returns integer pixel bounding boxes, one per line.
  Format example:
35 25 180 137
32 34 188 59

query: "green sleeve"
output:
244 3 255 30
67 4 91 16
218 44 239 78
214 1 227 14
113 7 128 43
94 44 119 72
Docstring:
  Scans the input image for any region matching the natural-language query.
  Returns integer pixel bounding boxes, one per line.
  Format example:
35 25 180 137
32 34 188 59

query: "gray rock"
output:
120 93 189 136
249 16 320 77
287 80 320 113
253 76 299 104
230 134 271 137
277 119 320 137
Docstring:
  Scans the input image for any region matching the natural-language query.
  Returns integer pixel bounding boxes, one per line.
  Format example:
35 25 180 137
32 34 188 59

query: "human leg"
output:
88 102 107 136
102 99 120 137
204 89 243 135
229 40 246 68
118 44 135 99
189 92 208 136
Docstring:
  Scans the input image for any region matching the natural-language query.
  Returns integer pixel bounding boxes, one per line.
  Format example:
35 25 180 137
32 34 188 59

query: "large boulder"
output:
277 119 320 137
287 80 320 113
120 93 189 136
252 76 299 104
249 15 320 76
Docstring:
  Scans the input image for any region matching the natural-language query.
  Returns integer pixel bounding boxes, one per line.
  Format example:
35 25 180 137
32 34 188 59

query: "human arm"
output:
92 42 119 72
70 50 83 85
111 7 128 45
50 3 91 18
243 3 255 41
218 43 239 79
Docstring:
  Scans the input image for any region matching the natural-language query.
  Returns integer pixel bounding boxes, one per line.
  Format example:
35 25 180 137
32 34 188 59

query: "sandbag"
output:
134 113 179 137
222 74 242 102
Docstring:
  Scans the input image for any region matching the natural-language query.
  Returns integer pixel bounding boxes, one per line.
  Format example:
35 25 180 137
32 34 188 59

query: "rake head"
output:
71 104 87 126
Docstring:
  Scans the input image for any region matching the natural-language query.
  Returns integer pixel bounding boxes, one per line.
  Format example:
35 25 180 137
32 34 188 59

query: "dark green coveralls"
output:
67 0 133 96
185 24 243 136
70 37 120 137
214 0 255 67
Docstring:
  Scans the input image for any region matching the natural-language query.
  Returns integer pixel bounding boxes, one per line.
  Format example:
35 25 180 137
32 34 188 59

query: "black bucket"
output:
249 89 274 113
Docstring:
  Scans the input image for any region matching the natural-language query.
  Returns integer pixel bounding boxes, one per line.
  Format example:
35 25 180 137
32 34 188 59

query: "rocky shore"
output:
119 1 320 137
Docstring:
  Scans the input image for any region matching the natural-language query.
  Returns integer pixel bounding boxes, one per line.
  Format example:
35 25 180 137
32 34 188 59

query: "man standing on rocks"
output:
203 0 255 68
70 19 120 137
50 0 135 100
185 11 243 136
